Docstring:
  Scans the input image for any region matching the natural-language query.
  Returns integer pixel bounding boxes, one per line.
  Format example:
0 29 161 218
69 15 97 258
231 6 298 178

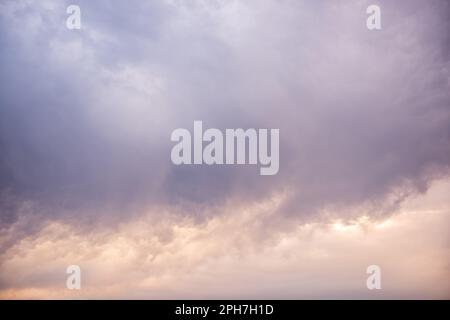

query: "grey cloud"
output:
0 0 449 228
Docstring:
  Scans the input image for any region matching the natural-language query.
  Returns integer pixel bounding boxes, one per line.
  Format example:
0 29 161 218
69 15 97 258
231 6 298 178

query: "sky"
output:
0 0 449 299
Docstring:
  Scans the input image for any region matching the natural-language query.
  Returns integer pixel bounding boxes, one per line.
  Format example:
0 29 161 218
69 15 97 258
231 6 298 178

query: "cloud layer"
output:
1 179 449 299
0 0 449 298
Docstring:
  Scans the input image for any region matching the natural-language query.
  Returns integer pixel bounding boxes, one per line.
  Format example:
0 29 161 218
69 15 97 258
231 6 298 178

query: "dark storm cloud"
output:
0 0 449 227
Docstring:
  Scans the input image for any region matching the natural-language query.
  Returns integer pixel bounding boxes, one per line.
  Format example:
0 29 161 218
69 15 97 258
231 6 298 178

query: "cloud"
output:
0 178 448 299
1 0 449 222
0 0 449 298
